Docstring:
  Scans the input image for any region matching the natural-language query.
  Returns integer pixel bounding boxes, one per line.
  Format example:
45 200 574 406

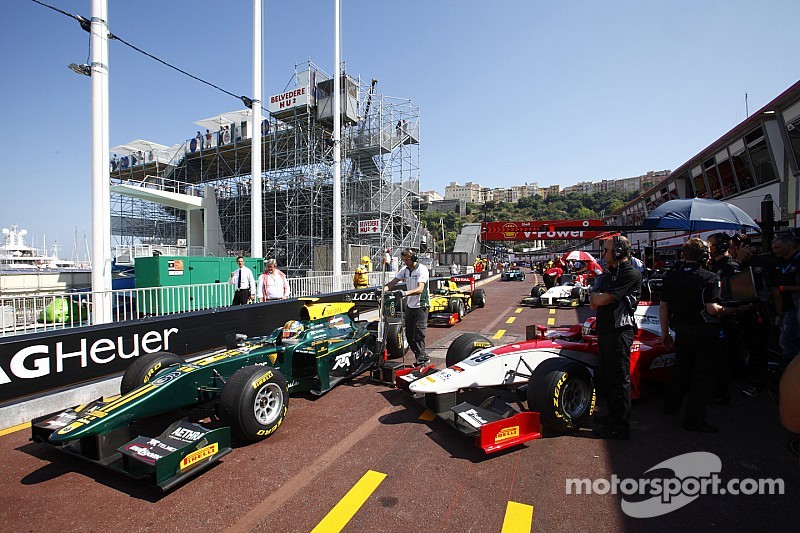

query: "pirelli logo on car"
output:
252 370 274 390
180 443 218 471
495 426 520 443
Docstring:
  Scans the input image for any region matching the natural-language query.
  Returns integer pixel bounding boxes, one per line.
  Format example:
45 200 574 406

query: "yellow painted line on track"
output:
515 308 522 313
506 316 516 324
501 501 534 532
0 421 30 437
493 329 506 339
547 317 555 326
311 470 387 533
419 410 436 421
549 308 556 314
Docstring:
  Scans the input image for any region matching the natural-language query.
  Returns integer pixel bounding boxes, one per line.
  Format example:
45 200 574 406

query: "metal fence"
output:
0 270 395 338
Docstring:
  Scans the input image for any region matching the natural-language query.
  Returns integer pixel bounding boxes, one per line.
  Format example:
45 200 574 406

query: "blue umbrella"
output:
642 198 761 232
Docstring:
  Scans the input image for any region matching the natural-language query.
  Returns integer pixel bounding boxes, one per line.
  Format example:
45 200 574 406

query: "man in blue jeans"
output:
384 248 430 366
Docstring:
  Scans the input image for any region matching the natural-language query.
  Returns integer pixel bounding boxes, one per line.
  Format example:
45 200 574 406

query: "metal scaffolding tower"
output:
109 61 421 276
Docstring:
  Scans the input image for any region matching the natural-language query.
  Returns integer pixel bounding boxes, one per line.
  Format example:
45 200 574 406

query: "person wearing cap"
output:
353 256 371 289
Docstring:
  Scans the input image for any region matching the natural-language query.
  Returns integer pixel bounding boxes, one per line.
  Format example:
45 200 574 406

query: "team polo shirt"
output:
395 262 430 308
595 260 641 333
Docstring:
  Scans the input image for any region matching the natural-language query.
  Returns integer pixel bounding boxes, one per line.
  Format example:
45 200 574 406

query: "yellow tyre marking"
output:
501 501 534 532
547 317 555 326
549 308 556 314
506 316 516 324
493 329 506 339
311 470 387 533
418 410 436 421
515 308 522 314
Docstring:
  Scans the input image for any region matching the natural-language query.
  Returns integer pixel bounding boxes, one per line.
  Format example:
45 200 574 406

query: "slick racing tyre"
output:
386 318 408 359
570 287 586 306
531 285 546 298
445 333 494 367
527 358 595 432
473 288 487 308
448 298 465 319
218 365 289 442
120 352 184 395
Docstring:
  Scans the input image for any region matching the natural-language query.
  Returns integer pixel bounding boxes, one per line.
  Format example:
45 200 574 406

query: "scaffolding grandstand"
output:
109 61 422 275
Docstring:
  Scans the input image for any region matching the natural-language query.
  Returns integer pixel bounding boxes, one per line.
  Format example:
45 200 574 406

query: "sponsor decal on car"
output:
179 442 219 471
331 352 352 370
495 426 520 443
459 408 489 428
170 427 204 442
126 443 163 464
252 370 274 389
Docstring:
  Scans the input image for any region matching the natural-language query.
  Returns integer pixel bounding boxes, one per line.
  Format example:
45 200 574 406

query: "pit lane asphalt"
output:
1 272 798 532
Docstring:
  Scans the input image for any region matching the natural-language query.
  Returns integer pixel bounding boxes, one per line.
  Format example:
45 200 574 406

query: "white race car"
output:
396 303 672 454
521 275 591 307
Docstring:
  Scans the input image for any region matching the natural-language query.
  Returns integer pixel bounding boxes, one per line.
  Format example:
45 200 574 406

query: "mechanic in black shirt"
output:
730 234 775 397
589 235 641 439
770 234 800 365
660 238 745 432
707 232 742 404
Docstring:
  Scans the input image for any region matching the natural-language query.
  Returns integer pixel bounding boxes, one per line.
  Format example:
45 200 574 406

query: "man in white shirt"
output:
229 256 256 305
257 259 291 301
450 261 459 275
384 248 430 365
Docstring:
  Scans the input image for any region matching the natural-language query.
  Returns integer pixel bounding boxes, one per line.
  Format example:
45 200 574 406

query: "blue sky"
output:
2 0 798 257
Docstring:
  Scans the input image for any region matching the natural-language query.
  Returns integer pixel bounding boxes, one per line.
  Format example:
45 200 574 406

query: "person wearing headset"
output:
589 235 642 440
707 232 742 405
659 238 748 433
384 248 430 366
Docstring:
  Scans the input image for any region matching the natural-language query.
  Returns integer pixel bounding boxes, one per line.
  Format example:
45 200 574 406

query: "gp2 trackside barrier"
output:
0 270 495 406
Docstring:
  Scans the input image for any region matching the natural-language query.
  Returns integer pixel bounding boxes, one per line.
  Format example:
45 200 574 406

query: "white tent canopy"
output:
110 139 178 164
195 109 252 133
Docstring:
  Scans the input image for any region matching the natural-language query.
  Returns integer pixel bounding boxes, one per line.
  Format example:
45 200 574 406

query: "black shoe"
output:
592 425 629 440
414 358 430 367
682 421 719 433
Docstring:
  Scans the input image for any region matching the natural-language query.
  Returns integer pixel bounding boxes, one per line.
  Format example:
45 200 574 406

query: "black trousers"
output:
404 306 428 361
597 327 634 427
231 289 250 306
664 323 721 425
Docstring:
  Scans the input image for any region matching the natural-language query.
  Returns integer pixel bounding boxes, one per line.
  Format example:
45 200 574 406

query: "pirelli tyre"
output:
445 333 494 367
120 352 184 395
218 365 289 443
527 358 595 432
448 298 465 319
386 318 408 359
472 288 487 308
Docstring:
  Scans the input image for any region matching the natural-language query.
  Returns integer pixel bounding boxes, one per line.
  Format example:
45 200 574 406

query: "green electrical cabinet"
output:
135 256 264 315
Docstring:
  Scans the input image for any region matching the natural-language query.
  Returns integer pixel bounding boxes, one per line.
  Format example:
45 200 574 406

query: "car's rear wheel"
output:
120 352 184 395
218 365 289 442
445 333 494 367
527 359 595 432
386 319 408 358
473 288 487 308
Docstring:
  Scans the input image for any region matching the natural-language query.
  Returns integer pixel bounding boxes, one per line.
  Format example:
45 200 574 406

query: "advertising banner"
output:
481 220 605 241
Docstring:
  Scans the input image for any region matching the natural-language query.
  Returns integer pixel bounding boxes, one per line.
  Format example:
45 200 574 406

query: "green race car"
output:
31 298 404 490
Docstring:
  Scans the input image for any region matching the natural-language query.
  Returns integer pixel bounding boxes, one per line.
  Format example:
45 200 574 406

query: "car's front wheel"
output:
445 333 494 367
120 352 184 395
218 366 289 442
527 358 595 432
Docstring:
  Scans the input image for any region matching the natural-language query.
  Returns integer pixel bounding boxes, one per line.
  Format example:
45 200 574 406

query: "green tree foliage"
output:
420 189 638 253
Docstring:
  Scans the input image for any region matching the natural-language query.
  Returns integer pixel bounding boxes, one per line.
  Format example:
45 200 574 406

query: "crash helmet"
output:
282 320 305 342
581 317 598 342
361 256 371 265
